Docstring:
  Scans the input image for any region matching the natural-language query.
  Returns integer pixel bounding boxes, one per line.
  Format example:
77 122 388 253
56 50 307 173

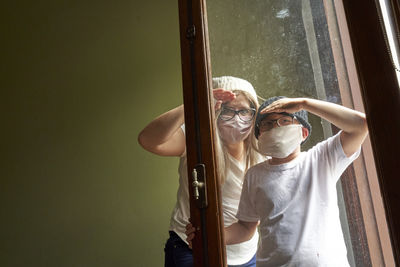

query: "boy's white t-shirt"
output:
237 132 360 267
169 125 259 265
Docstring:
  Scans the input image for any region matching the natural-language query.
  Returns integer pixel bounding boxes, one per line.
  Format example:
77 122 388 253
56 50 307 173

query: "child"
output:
187 96 368 267
139 76 263 267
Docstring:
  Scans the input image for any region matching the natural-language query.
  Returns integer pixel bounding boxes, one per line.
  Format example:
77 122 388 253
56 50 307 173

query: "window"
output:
177 0 400 266
205 0 395 266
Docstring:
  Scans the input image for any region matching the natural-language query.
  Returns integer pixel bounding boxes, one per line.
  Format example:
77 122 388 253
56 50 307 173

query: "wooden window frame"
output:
324 0 396 266
341 0 400 266
177 0 400 266
177 0 226 266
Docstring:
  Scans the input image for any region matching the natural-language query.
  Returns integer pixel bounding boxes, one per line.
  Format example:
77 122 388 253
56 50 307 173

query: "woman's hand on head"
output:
213 88 236 111
261 98 306 115
185 223 197 249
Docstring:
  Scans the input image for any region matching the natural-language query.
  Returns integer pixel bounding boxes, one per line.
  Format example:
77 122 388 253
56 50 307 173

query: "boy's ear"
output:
302 127 309 141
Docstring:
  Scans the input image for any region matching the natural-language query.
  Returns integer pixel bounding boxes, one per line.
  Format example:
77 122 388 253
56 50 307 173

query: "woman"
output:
138 76 262 267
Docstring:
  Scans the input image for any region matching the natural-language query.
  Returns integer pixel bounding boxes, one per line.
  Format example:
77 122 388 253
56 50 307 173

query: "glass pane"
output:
377 0 400 87
206 0 376 266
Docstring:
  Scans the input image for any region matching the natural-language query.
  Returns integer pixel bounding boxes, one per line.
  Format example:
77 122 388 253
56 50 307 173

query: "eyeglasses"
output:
258 116 297 132
219 106 256 122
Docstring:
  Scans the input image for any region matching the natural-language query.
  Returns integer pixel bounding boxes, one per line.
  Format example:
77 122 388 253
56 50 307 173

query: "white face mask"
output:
258 124 304 158
217 116 253 144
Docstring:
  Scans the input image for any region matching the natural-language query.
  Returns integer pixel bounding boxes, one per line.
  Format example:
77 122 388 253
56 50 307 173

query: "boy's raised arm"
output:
261 98 368 157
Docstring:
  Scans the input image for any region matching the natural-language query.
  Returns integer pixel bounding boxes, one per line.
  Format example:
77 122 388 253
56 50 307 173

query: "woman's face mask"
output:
217 115 253 144
258 124 303 158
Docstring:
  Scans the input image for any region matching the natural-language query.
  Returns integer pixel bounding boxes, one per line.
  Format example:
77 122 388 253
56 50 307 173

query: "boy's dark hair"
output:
254 96 312 143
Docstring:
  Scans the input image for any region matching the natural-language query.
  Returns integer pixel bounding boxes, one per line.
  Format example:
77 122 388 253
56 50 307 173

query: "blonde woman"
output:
138 76 263 267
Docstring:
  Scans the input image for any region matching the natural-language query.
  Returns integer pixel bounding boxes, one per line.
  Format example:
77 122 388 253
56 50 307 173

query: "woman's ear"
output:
302 127 309 141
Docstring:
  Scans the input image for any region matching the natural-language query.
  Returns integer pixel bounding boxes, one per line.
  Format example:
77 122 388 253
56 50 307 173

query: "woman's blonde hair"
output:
214 90 262 184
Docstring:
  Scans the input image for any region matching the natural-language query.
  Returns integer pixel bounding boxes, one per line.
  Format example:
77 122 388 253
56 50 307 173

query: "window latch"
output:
192 164 207 209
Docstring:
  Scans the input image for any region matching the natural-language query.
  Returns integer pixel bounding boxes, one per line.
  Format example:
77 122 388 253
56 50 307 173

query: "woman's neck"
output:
226 141 246 162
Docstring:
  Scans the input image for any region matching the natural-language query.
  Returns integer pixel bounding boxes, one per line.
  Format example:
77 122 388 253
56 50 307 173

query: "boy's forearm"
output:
300 98 368 156
225 221 258 245
301 98 367 135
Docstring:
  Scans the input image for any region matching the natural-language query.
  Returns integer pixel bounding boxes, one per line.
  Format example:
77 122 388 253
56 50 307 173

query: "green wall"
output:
1 1 182 266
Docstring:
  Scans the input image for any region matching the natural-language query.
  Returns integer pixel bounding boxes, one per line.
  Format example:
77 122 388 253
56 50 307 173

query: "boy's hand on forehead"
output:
213 88 236 110
261 98 305 115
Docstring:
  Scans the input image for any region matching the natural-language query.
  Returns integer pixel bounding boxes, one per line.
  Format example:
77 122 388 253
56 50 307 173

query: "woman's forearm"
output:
138 105 185 155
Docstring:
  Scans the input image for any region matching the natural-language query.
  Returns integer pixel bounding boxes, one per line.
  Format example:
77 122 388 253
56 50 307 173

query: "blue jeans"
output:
164 231 256 267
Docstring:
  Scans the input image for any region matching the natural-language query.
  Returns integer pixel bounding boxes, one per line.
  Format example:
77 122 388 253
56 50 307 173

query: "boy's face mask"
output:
217 115 253 144
258 124 303 158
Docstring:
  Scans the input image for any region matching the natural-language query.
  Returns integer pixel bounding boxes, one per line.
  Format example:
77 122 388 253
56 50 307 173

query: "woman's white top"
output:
169 125 259 265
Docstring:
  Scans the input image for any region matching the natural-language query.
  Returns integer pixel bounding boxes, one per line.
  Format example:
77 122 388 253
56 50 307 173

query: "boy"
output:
187 96 368 267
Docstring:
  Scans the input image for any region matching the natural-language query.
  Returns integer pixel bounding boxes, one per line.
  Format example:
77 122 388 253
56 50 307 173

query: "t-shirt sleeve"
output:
313 131 361 182
235 171 260 222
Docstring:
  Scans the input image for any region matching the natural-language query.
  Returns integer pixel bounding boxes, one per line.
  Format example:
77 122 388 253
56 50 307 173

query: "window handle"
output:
192 164 208 208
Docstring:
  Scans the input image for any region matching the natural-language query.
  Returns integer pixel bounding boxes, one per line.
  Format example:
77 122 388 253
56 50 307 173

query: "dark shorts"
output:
164 231 256 267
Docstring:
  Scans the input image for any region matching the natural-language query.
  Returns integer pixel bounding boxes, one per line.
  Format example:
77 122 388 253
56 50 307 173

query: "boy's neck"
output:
268 147 301 165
